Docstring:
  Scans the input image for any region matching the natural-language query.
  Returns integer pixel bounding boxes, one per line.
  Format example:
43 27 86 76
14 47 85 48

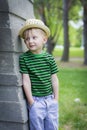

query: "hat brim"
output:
19 24 50 39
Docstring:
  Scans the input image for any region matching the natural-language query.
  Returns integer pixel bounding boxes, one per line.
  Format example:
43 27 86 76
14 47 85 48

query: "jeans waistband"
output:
33 94 54 101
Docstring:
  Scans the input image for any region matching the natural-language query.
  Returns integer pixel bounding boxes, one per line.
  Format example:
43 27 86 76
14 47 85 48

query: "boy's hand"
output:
28 99 35 106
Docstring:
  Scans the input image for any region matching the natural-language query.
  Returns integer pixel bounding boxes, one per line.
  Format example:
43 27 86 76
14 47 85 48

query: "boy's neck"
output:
30 50 43 55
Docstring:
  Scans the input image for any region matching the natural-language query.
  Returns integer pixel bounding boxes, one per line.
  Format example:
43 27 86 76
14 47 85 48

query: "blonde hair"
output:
24 28 47 39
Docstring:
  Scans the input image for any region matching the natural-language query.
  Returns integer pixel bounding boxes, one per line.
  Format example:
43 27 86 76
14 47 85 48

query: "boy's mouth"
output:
29 45 35 48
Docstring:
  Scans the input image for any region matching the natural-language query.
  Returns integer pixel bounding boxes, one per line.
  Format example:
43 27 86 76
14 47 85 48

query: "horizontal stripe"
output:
19 51 58 96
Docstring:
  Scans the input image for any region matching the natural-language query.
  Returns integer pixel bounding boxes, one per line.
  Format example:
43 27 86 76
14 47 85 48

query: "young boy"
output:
19 19 59 130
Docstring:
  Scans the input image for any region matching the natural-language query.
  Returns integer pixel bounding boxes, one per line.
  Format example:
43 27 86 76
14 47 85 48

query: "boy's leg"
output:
44 97 59 130
28 100 46 130
27 95 58 130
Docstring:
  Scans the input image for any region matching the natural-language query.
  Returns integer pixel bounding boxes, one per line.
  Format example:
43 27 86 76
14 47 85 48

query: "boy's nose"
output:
29 38 33 43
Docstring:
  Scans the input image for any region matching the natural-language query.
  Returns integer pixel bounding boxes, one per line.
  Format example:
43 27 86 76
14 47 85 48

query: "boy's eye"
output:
33 36 37 39
24 36 37 42
25 38 30 41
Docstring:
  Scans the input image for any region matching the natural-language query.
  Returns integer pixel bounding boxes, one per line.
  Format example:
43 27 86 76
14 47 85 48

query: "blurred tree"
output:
69 1 82 47
33 0 63 54
80 0 87 65
33 0 86 64
61 0 82 61
61 0 70 61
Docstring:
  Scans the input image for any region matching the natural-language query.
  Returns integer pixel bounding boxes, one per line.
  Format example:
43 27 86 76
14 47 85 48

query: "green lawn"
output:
53 47 87 129
58 68 87 130
53 47 84 58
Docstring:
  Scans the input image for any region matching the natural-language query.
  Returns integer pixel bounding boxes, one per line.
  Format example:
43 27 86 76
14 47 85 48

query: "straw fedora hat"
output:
19 19 50 39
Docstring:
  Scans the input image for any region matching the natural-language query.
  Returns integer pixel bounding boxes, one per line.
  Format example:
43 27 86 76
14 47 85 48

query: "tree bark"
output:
83 5 87 65
47 37 56 54
61 0 70 61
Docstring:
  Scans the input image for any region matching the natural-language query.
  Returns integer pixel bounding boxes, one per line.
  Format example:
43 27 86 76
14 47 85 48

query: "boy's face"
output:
24 28 47 54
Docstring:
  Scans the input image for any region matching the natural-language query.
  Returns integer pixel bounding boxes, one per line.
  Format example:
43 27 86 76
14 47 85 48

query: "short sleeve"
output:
19 55 29 74
50 56 59 74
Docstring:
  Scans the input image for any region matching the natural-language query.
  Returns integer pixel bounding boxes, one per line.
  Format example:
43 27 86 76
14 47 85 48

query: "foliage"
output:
69 26 83 47
33 0 87 64
33 0 63 53
69 0 82 21
34 0 83 50
34 0 63 36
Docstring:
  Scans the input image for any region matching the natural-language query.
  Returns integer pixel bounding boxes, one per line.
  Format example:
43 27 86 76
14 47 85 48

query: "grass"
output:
57 67 87 130
58 68 87 130
53 47 87 129
53 47 84 58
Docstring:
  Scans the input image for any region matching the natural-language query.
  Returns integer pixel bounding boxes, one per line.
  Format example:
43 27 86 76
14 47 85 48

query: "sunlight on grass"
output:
53 47 86 129
53 47 84 58
58 68 87 130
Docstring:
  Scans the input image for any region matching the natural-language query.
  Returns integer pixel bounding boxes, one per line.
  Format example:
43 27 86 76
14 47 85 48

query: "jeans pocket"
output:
30 102 35 109
27 102 35 111
50 98 58 110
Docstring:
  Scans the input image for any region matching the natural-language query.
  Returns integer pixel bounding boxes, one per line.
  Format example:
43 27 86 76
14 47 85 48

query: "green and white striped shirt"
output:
19 51 58 97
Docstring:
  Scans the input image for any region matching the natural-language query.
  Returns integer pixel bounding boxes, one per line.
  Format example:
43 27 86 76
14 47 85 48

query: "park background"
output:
33 0 87 130
0 0 87 130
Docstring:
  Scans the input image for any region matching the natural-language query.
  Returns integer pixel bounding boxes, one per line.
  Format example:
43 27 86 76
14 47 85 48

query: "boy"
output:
19 19 59 130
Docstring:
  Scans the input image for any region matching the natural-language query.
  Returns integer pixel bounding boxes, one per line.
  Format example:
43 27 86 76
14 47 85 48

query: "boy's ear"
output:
24 39 27 44
24 39 26 43
43 36 48 44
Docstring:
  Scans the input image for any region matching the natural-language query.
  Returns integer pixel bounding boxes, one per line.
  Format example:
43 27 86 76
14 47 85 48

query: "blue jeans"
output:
27 95 59 130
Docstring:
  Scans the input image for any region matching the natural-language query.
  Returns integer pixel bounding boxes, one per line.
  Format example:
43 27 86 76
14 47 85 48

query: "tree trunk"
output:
83 5 87 65
47 37 56 54
61 0 70 61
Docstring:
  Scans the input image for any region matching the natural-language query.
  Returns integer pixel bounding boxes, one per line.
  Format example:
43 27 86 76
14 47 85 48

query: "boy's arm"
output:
22 73 34 105
51 73 59 101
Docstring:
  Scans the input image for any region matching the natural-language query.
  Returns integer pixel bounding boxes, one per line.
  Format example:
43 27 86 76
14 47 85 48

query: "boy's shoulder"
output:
19 51 29 59
20 51 29 56
45 52 54 60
